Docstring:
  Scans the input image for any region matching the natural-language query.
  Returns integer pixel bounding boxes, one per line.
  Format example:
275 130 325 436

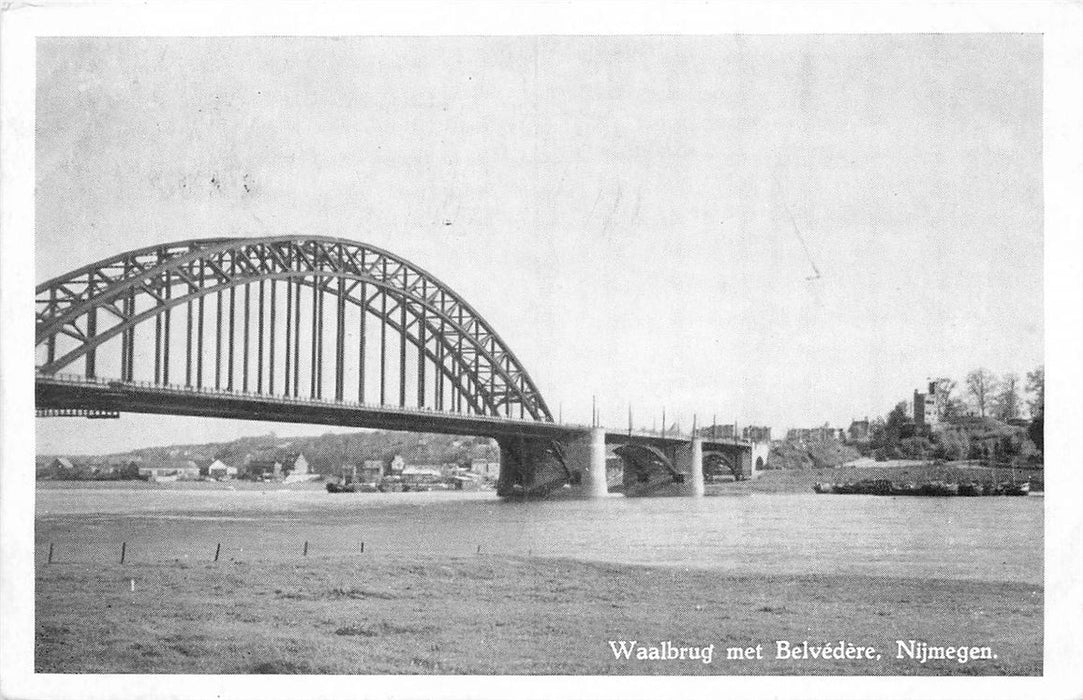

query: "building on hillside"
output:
848 417 872 442
363 459 386 476
244 450 308 480
389 455 406 474
786 424 845 444
741 425 772 443
701 424 736 439
913 381 938 429
48 457 75 472
207 459 237 480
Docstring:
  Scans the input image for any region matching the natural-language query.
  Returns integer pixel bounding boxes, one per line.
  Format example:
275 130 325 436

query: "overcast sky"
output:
34 35 1043 455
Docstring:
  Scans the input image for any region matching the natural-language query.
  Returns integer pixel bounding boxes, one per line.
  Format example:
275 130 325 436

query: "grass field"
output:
35 554 1042 675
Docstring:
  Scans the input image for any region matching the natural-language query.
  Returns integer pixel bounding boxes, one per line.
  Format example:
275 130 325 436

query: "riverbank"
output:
715 465 1044 495
35 554 1041 675
35 478 329 491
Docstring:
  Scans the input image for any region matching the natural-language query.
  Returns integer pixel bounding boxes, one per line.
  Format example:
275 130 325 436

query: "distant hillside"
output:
767 440 860 470
38 430 499 476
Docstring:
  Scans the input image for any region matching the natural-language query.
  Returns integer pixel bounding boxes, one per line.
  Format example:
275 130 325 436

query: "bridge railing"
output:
35 371 596 429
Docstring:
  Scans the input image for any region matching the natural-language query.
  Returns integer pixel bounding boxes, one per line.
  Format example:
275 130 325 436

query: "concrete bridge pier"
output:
565 427 609 498
676 437 706 497
496 435 569 499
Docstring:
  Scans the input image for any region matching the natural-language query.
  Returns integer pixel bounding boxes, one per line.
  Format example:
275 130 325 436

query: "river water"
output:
35 488 1043 585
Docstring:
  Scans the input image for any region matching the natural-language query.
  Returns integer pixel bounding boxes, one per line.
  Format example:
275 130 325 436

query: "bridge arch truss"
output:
35 236 553 421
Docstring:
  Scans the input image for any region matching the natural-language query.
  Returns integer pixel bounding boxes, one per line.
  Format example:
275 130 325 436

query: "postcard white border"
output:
3 2 1081 699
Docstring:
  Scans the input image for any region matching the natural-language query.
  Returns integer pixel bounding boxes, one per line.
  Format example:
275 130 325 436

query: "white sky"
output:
34 35 1043 454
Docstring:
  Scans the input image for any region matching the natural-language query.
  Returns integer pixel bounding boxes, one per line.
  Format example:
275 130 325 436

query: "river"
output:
35 487 1043 585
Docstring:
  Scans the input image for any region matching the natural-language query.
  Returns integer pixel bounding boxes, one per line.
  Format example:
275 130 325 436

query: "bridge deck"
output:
35 374 751 452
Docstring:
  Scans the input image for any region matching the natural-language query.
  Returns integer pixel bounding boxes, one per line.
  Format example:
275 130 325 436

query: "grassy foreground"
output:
36 555 1041 675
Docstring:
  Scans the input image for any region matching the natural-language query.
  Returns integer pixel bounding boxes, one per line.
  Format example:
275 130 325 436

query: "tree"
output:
992 372 1021 421
1026 365 1044 418
965 368 997 418
1028 414 1043 453
1025 365 1044 454
898 436 935 460
871 402 909 452
931 377 965 421
934 429 970 461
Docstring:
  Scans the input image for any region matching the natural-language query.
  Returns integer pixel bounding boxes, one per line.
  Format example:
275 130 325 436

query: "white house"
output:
207 459 237 480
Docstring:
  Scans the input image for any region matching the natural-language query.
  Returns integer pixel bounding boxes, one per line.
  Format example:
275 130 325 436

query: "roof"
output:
401 466 443 477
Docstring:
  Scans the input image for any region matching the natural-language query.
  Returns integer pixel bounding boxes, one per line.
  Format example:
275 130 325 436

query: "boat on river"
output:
999 481 1031 496
957 482 983 497
918 481 959 497
890 482 922 496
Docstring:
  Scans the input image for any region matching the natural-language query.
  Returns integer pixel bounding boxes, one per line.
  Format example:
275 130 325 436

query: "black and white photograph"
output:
2 3 1082 699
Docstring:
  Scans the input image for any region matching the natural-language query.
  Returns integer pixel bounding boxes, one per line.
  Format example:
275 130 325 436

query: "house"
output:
786 428 812 443
469 458 500 480
139 459 200 482
244 450 308 480
207 459 237 480
785 424 845 444
341 462 382 484
283 452 309 476
244 453 282 480
400 465 444 485
448 469 483 490
389 455 406 474
281 453 315 482
358 462 383 483
48 457 75 472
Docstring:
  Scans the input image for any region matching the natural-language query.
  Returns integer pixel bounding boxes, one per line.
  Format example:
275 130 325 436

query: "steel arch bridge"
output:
35 234 760 498
35 235 553 422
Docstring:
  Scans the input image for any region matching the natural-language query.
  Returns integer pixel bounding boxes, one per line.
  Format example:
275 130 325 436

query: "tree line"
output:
867 365 1043 464
930 365 1043 424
